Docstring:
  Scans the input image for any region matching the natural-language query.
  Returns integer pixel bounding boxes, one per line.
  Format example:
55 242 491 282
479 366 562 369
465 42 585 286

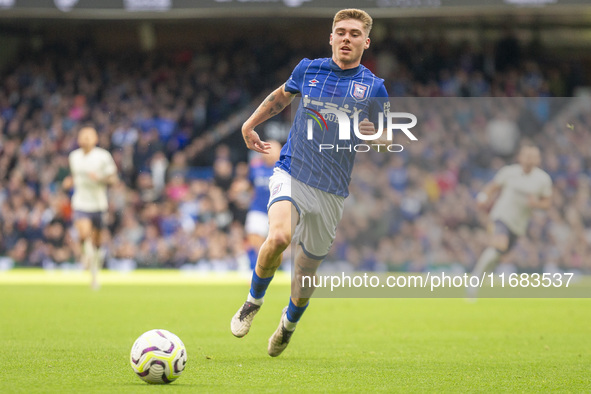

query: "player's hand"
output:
62 176 73 191
476 192 489 210
527 195 539 208
358 118 388 152
88 172 100 182
476 200 491 211
242 128 271 154
358 118 376 137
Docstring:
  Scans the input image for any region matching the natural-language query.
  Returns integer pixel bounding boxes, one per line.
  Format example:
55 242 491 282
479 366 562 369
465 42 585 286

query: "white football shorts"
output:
245 210 269 238
267 168 344 260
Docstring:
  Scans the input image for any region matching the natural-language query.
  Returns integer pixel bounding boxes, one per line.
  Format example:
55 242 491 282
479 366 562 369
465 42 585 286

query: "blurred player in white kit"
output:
63 126 118 290
469 144 553 298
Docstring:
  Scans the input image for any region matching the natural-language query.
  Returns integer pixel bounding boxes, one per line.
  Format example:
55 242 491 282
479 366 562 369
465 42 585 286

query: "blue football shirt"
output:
277 58 389 198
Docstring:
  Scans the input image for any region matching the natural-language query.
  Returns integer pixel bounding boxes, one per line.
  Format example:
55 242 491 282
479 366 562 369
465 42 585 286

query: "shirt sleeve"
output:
103 152 118 176
493 166 511 186
284 58 309 94
368 82 390 125
540 173 553 198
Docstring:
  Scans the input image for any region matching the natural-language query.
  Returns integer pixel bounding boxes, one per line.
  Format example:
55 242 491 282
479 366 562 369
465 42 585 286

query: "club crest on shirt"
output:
351 82 369 100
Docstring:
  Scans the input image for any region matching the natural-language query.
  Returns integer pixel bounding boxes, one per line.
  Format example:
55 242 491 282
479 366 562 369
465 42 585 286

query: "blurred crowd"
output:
331 97 591 274
0 30 590 273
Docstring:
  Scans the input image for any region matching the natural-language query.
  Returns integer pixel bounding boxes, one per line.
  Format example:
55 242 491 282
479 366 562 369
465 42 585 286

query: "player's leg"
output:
246 233 265 269
469 220 515 298
94 228 107 269
472 221 511 277
88 226 101 290
75 215 94 268
231 200 298 338
268 245 321 357
89 219 106 290
92 212 108 269
74 214 98 289
245 210 269 270
268 187 344 357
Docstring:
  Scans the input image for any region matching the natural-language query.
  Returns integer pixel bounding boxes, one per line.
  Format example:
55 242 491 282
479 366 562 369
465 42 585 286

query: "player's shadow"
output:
123 382 194 388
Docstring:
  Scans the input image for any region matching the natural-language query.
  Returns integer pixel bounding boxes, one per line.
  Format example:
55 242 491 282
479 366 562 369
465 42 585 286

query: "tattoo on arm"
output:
266 93 287 117
250 87 295 123
253 92 277 116
269 104 283 117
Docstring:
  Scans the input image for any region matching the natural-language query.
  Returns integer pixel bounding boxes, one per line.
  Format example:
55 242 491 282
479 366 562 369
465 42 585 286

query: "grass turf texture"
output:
0 270 590 393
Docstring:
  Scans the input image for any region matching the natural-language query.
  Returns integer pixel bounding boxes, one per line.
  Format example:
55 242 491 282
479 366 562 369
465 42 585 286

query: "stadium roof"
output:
0 0 590 20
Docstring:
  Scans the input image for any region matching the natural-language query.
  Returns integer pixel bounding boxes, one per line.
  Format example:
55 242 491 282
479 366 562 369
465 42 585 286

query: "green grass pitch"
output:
0 270 590 393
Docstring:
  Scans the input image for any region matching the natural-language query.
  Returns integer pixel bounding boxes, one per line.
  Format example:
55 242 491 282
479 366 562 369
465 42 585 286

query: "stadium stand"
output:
0 28 590 274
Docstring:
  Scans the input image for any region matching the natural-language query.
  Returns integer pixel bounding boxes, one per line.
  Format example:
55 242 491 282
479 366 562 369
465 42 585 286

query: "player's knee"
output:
75 220 92 239
495 245 509 254
491 236 509 253
92 229 101 243
78 229 92 240
266 231 291 252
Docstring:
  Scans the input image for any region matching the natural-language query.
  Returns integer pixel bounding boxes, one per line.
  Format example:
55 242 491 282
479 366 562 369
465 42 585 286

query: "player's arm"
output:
358 87 391 152
89 154 119 186
242 84 295 154
528 177 553 210
528 195 552 210
476 181 502 209
528 174 553 210
90 172 119 186
63 155 74 190
477 165 511 209
62 176 73 191
88 170 119 186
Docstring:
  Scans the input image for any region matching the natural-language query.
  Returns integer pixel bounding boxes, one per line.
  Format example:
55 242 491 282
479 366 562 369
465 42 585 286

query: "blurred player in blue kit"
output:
231 8 390 356
245 141 282 270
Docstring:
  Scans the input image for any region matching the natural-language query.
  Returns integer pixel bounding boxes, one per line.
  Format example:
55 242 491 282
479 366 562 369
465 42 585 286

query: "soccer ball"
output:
130 329 187 384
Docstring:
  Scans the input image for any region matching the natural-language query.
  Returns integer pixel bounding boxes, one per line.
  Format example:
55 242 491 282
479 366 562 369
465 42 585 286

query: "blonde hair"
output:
333 9 373 36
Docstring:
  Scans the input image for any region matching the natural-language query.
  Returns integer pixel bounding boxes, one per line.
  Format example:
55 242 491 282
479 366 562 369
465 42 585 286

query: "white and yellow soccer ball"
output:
130 329 187 384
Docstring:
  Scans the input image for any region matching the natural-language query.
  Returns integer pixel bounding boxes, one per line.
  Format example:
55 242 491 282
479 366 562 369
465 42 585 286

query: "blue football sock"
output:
249 270 273 299
286 298 309 323
247 248 258 270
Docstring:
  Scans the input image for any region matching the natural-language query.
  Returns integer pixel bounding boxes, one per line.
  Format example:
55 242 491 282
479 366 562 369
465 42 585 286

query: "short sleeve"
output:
103 152 118 176
540 173 553 198
284 58 309 94
493 166 511 186
368 82 390 125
